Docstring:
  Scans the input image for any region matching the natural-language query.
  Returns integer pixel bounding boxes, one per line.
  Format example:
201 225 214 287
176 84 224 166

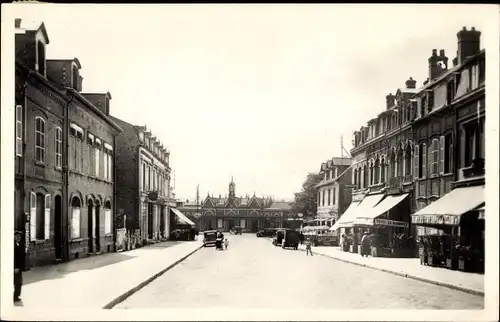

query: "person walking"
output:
14 231 25 304
305 238 313 256
299 231 304 245
360 231 370 257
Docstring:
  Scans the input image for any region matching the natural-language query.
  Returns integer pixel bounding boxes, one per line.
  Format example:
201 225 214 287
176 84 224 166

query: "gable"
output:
226 198 237 208
248 197 260 208
203 196 215 208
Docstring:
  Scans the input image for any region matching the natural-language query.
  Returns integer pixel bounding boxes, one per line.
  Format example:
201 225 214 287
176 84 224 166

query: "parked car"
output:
282 229 300 250
256 228 277 237
203 230 217 247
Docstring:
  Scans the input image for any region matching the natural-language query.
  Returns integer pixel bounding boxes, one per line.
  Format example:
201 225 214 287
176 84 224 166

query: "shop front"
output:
353 193 414 258
331 201 360 250
170 208 196 240
411 185 484 273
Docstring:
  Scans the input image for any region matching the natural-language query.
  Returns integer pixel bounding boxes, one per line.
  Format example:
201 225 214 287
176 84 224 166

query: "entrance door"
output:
54 195 63 260
160 206 165 238
87 200 94 253
148 203 154 239
95 201 101 252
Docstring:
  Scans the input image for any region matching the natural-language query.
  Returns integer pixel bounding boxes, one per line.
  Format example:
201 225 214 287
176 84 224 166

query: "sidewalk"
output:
16 239 203 309
300 244 484 296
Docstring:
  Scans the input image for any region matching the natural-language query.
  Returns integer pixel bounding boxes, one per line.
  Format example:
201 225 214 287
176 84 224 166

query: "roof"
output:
17 20 50 44
331 157 352 166
397 87 418 94
267 201 292 210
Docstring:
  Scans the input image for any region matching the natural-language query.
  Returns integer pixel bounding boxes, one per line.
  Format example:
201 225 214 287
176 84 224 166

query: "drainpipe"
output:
63 92 74 262
136 145 141 246
113 135 117 251
22 71 31 270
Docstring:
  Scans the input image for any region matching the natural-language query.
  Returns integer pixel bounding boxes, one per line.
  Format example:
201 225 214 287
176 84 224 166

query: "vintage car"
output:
203 230 218 247
256 228 277 237
282 229 300 250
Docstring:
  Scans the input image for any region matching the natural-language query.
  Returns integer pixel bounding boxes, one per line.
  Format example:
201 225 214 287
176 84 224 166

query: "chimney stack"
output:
428 48 448 81
15 18 22 28
386 93 395 110
405 77 416 89
457 26 481 65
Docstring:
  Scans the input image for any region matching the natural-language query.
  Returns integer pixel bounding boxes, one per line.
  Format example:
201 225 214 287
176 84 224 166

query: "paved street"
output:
116 234 483 310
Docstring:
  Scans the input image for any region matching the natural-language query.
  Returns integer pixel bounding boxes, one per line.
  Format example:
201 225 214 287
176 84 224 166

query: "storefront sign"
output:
374 219 409 228
411 214 460 226
25 213 30 253
354 217 374 226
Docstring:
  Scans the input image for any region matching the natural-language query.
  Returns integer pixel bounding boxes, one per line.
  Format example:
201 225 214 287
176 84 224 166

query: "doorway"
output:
148 203 154 239
160 206 165 238
87 199 94 253
95 200 101 252
54 195 63 260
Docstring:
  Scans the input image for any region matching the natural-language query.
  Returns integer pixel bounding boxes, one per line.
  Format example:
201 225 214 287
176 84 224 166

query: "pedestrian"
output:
299 231 304 245
360 231 370 257
224 238 229 250
305 238 313 256
14 230 24 304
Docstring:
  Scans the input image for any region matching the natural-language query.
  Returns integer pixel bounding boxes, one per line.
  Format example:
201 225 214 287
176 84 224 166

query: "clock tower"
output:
229 176 236 199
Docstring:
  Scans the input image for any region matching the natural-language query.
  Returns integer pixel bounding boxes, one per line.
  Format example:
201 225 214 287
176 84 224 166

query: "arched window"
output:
397 148 404 176
71 196 81 239
104 200 112 235
405 144 412 176
369 162 374 186
363 164 368 189
37 41 46 75
374 158 380 184
380 157 386 184
357 168 362 189
390 150 396 178
35 117 46 163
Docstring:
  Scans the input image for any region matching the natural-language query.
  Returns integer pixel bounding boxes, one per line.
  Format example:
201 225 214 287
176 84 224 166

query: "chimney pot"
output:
471 27 476 31
15 18 22 28
405 77 417 89
457 27 481 65
439 49 445 57
432 49 437 56
462 26 467 31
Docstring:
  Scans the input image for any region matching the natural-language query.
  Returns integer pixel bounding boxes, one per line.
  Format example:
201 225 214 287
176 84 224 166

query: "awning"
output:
343 193 384 228
412 185 485 226
354 193 409 227
171 208 195 226
330 201 360 231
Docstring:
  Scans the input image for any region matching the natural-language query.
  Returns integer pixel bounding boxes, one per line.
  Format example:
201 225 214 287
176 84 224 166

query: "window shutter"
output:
450 140 454 173
44 194 51 240
30 192 37 241
104 151 108 180
422 143 427 178
95 148 100 177
108 154 112 182
439 136 445 174
69 136 75 169
92 207 96 238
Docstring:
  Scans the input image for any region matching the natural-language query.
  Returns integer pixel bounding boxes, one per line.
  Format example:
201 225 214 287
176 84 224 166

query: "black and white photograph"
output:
1 3 498 321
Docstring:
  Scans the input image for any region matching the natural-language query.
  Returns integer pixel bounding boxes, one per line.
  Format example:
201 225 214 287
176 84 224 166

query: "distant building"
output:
315 157 353 227
195 178 296 232
111 119 172 247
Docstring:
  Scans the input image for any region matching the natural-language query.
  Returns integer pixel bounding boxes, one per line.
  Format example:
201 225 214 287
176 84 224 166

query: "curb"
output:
102 244 204 309
298 248 484 297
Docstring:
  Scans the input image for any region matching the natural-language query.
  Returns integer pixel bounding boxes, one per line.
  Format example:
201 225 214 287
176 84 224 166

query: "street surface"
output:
116 234 483 309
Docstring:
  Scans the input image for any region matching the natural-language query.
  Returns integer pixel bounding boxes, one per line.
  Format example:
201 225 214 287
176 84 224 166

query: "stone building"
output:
315 157 353 227
14 19 122 265
111 119 172 247
198 179 295 233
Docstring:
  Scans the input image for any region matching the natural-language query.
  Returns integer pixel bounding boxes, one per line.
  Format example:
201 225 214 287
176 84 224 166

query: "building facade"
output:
14 19 122 265
315 157 353 227
112 120 172 247
198 179 296 233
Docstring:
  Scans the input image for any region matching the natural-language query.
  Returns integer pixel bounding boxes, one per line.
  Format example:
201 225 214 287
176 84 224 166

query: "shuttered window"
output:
55 127 62 168
44 194 51 240
16 105 23 156
71 197 81 239
35 117 45 163
30 192 37 241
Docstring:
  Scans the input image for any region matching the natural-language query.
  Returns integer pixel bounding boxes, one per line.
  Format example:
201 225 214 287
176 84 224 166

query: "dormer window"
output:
37 41 46 76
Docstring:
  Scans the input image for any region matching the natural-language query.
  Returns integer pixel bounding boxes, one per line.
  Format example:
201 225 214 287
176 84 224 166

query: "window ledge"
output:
33 239 46 244
105 233 114 237
70 238 84 242
34 161 45 167
54 166 63 172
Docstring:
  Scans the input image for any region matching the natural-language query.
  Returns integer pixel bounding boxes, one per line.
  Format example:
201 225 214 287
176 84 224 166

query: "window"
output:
363 165 368 189
447 81 455 105
418 143 424 178
380 158 386 183
71 197 81 239
148 166 151 190
464 125 476 167
95 139 101 177
374 159 380 184
478 59 485 85
444 134 453 174
327 189 331 206
30 192 36 241
104 201 112 235
16 105 22 156
88 133 95 175
29 192 50 241
44 194 50 239
332 188 336 205
55 127 62 168
353 169 357 187
35 117 45 163
142 163 146 191
103 147 108 180
108 152 113 181
357 168 362 189
72 66 79 90
431 139 439 175
70 124 84 172
428 92 434 113
35 194 45 239
322 190 325 206
217 219 223 229
369 164 374 185
404 147 412 176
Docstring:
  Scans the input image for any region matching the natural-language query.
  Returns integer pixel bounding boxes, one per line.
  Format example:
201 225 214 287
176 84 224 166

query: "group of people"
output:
216 230 229 250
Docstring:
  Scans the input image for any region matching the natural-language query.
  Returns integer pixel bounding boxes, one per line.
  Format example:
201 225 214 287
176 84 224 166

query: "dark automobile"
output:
203 230 217 247
282 230 300 250
170 228 196 241
272 229 288 246
256 228 277 237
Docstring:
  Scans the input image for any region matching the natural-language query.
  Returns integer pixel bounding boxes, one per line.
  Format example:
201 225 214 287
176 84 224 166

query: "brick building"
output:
14 19 122 265
15 20 67 266
315 157 353 227
198 179 295 233
111 119 172 247
411 27 485 240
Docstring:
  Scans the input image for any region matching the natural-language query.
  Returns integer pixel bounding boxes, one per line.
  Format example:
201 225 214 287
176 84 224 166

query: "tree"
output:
291 172 323 217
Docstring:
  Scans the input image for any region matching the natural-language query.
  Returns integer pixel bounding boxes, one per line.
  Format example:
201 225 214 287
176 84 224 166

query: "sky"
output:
6 4 495 201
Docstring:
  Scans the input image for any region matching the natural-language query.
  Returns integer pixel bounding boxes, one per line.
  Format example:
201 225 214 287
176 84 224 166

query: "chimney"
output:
386 93 395 110
457 26 481 65
452 50 458 66
15 18 22 28
428 48 448 80
405 77 416 89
